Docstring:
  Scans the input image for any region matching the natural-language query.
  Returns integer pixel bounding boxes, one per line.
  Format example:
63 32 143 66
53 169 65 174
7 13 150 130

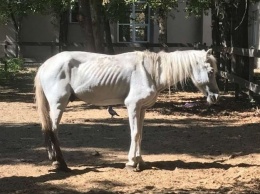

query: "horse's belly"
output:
75 86 128 106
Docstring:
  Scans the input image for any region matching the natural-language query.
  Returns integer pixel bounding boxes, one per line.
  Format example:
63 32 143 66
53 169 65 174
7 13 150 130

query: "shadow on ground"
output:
1 116 260 166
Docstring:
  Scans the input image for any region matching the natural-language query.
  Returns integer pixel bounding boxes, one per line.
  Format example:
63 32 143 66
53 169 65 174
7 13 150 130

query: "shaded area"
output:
1 116 260 166
0 170 260 194
1 67 260 193
0 168 95 194
0 68 36 103
63 91 257 118
147 160 258 171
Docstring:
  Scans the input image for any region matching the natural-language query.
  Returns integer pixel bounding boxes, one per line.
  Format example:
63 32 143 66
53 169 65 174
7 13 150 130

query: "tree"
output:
44 0 102 53
185 0 260 96
44 0 72 52
0 0 41 57
103 0 131 54
104 0 179 51
147 0 178 50
78 0 96 52
185 0 260 49
46 0 108 53
91 0 105 53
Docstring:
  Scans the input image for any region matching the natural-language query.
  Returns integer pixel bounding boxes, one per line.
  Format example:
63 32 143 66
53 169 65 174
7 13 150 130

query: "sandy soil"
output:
1 68 260 193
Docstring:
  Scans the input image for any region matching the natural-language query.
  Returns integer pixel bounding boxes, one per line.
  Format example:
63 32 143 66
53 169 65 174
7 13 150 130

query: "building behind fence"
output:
1 2 260 99
0 2 212 62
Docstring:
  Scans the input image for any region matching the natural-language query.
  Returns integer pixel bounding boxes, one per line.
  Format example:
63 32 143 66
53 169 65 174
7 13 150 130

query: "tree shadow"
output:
0 70 35 103
1 118 260 193
151 93 257 116
129 178 260 193
1 117 260 166
0 167 97 194
146 160 258 171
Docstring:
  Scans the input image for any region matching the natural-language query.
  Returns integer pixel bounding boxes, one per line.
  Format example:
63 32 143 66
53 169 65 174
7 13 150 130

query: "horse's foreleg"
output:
126 105 143 170
135 109 146 165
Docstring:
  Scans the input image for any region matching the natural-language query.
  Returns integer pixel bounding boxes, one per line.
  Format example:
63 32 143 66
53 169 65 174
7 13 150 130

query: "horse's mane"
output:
140 51 161 84
141 50 217 88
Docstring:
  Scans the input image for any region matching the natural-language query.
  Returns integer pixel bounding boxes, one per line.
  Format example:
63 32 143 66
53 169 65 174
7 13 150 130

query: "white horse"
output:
35 49 219 171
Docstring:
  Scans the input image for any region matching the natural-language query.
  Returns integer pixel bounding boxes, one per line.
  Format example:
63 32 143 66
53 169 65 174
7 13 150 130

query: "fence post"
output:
4 40 8 72
230 53 240 99
51 41 55 56
248 56 255 101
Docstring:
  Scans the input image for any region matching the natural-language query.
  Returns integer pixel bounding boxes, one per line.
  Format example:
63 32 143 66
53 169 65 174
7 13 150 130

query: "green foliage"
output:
6 58 24 72
147 0 178 13
185 0 211 18
104 0 179 22
103 0 130 22
0 0 41 24
185 0 260 18
0 57 24 80
44 0 73 15
0 0 74 25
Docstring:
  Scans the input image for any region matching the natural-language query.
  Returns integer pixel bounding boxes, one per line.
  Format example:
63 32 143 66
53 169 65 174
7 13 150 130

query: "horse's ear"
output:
206 49 213 56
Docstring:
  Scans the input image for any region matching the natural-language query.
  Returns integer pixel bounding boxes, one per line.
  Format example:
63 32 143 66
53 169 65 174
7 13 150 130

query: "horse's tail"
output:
34 69 68 169
34 70 51 132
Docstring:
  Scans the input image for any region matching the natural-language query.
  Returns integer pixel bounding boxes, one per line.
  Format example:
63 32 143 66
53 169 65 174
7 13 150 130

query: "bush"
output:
0 57 24 81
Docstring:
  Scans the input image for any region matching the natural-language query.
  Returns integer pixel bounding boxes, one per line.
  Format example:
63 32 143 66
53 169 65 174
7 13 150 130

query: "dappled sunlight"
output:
2 67 260 193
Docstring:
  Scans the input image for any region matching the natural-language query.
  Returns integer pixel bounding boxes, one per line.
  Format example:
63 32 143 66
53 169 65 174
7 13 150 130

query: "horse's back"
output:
37 51 143 105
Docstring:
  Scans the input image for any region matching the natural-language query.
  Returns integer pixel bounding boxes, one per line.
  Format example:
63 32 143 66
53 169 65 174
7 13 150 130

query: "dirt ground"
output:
1 67 260 194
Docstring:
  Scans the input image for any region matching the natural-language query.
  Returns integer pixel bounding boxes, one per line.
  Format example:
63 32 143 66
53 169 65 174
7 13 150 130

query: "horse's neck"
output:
156 52 193 91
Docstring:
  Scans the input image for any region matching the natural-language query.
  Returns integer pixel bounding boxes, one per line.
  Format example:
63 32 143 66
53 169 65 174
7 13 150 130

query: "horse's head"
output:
191 49 219 104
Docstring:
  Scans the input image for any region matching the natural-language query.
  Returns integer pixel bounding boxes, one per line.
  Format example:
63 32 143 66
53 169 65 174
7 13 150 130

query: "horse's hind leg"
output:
46 96 70 171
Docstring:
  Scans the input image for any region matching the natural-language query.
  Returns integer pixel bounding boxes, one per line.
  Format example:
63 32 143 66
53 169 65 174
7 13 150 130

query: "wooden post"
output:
4 40 8 72
51 41 55 56
248 56 255 102
223 50 231 93
230 53 240 99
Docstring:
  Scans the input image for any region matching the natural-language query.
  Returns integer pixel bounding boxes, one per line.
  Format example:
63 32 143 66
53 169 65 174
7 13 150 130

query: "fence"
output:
213 46 260 100
2 41 260 100
0 41 206 61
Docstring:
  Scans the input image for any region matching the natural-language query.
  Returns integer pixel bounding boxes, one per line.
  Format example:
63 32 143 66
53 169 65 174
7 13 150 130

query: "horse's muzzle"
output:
207 93 219 104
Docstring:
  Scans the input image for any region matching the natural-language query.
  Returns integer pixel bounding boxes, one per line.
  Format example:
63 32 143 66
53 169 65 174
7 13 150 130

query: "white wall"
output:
249 2 260 68
0 1 214 60
152 1 204 51
202 10 212 46
21 14 58 60
0 23 17 58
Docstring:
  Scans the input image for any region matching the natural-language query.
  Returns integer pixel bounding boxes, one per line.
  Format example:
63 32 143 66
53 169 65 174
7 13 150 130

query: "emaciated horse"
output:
34 49 219 171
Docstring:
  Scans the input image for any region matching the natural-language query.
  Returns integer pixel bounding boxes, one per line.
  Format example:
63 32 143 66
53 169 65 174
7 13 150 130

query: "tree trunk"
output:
59 10 69 52
91 0 104 53
157 13 168 51
212 3 233 92
231 0 249 80
78 0 96 52
104 16 114 54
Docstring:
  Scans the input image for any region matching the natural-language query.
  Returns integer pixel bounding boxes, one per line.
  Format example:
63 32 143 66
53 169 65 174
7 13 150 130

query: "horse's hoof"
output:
125 163 149 172
125 165 138 171
49 166 71 172
136 162 150 171
51 161 71 172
